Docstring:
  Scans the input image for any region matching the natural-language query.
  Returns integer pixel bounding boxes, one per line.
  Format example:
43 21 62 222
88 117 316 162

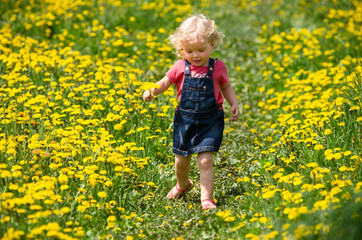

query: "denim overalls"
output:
172 58 225 156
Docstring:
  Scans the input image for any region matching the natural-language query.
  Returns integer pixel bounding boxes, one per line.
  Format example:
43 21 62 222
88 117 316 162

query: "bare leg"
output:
197 152 215 202
167 154 191 198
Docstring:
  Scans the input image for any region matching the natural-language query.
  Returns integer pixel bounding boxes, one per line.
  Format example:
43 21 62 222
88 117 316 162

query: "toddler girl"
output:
143 14 239 209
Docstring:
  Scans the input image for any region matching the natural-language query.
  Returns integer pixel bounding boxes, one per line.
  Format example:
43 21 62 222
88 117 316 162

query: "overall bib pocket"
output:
186 85 206 102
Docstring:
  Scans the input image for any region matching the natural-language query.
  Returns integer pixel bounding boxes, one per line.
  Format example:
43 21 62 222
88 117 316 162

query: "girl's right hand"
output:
143 89 154 101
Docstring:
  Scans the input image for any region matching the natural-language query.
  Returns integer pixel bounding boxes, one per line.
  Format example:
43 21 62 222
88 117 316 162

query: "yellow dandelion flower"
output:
298 206 308 214
184 222 191 227
259 217 268 223
349 106 360 111
334 152 343 159
343 151 352 156
339 166 348 172
98 191 107 198
58 174 68 184
245 233 259 240
1 170 11 178
262 190 276 199
77 205 86 213
61 207 70 213
314 144 324 150
287 209 298 220
107 215 117 222
350 155 358 160
324 149 334 160
282 223 291 230
324 129 332 135
330 187 342 196
306 162 318 168
224 216 236 222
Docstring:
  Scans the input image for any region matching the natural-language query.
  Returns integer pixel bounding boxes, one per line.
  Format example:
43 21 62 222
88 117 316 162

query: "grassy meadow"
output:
0 0 361 239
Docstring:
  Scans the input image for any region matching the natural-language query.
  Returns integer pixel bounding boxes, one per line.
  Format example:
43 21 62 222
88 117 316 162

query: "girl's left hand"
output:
229 105 240 121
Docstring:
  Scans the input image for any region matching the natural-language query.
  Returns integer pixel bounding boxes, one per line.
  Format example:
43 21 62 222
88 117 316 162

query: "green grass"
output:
0 0 361 239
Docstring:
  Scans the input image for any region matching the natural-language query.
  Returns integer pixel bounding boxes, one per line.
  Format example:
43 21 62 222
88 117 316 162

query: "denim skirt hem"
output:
172 146 220 156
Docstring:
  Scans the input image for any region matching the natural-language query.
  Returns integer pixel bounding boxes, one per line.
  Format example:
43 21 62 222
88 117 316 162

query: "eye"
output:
199 49 205 52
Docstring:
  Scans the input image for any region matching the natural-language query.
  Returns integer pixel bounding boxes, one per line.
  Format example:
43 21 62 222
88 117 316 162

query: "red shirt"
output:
166 59 229 105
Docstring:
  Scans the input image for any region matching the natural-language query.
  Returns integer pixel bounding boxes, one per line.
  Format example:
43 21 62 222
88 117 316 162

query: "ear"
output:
179 47 185 58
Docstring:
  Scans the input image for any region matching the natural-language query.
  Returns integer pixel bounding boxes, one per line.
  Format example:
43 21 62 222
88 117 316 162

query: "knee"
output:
197 155 213 170
175 154 191 169
175 160 189 170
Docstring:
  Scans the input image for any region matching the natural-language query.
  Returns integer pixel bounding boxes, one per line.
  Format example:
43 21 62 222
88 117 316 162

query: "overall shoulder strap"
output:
184 59 191 76
206 58 215 77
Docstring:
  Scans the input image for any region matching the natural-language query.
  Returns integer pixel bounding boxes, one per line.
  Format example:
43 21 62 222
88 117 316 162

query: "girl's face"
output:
182 36 214 67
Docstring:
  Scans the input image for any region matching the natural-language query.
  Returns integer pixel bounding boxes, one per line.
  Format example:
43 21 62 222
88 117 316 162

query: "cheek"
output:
185 52 193 58
201 52 209 57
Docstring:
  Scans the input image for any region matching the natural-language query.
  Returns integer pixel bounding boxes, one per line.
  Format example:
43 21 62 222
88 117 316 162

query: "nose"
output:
193 52 200 58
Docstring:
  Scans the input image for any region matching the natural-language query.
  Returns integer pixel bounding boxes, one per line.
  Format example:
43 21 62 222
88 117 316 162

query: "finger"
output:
229 111 239 121
229 117 236 122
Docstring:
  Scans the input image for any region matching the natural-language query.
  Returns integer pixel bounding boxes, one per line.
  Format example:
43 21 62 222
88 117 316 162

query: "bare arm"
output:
220 83 240 121
143 76 172 101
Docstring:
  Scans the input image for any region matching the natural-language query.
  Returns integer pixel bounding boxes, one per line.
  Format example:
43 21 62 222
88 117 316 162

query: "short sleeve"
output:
166 59 184 84
215 60 229 85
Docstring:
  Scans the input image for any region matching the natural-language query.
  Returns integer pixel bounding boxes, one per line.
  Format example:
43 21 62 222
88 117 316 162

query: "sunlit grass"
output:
0 0 361 239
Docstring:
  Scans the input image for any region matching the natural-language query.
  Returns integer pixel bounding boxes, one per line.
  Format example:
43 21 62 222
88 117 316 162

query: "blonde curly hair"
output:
169 14 224 57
